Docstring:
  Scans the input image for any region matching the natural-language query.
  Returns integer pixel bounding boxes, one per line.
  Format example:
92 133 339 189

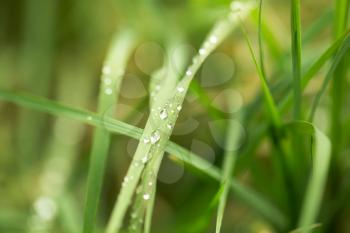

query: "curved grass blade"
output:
215 108 242 233
240 22 282 128
285 121 331 233
309 33 350 120
106 2 258 232
291 0 303 119
286 123 329 229
258 0 266 78
0 88 287 229
83 29 137 233
124 40 188 233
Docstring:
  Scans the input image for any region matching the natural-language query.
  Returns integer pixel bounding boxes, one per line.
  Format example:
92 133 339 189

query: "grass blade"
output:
285 122 331 233
215 109 242 233
0 88 287 229
106 2 257 232
240 22 282 128
309 33 350 120
291 0 303 119
83 29 137 233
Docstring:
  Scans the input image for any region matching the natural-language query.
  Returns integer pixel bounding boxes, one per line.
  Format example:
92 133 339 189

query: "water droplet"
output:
177 105 182 111
155 85 161 91
143 193 150 200
143 138 150 144
103 78 112 85
102 65 112 75
148 181 153 186
150 131 160 144
199 48 206 55
177 86 185 93
133 161 141 167
142 156 149 164
167 124 173 129
209 35 218 44
105 88 113 95
159 109 168 120
186 70 192 76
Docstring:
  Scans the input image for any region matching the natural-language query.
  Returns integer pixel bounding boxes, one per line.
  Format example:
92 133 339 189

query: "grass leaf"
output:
285 122 331 233
83 29 137 233
291 0 303 119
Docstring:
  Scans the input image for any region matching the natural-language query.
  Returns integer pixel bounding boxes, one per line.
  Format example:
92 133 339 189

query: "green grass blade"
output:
215 109 242 233
309 33 350 120
279 31 350 113
291 0 303 119
106 3 257 232
83 29 137 233
258 0 266 78
240 23 282 128
285 122 331 233
334 0 350 37
0 88 287 229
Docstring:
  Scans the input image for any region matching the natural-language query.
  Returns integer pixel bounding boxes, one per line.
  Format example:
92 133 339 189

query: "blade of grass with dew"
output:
309 33 350 120
83 29 137 233
215 110 242 233
0 88 287 229
144 40 189 233
126 40 188 233
285 122 331 233
105 40 186 233
106 2 258 232
291 0 302 119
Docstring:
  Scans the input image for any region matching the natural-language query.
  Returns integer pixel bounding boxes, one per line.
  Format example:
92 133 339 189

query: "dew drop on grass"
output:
103 78 112 85
133 161 141 167
159 109 168 120
150 131 160 144
185 69 192 76
209 35 218 44
142 156 148 164
143 193 150 200
105 88 113 95
143 138 150 144
102 65 112 75
167 123 173 129
199 48 206 55
148 181 153 186
177 86 185 93
176 105 182 111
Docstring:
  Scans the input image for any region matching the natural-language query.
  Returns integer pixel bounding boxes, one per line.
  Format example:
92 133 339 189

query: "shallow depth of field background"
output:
0 0 350 233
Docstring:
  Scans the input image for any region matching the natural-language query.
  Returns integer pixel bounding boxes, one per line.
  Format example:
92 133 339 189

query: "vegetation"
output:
0 0 349 233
